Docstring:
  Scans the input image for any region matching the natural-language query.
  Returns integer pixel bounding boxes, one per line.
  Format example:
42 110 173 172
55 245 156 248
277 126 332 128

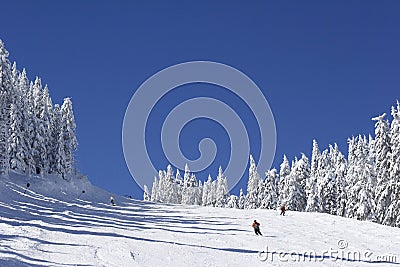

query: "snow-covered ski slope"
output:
0 173 399 267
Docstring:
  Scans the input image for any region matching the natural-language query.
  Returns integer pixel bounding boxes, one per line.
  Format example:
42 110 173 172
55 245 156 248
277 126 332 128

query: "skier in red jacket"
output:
280 204 286 216
252 220 262 236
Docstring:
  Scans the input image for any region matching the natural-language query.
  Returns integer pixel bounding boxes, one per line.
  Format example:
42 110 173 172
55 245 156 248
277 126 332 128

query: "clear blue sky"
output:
1 1 399 198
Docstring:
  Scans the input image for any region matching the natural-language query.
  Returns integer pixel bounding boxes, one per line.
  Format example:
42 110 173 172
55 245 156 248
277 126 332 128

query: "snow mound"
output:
0 173 400 267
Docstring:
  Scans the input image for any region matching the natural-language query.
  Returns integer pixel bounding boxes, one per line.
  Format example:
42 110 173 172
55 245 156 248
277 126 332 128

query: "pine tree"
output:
60 98 77 176
157 170 166 202
245 155 261 209
165 165 179 203
143 185 150 201
11 62 19 89
17 69 33 174
226 195 239 208
188 174 199 205
278 155 291 208
26 81 36 175
181 165 190 205
151 176 158 202
42 86 54 175
314 148 338 214
306 140 320 212
383 102 400 226
207 179 217 207
175 169 183 203
215 166 229 207
260 169 279 209
50 104 65 176
286 154 309 211
183 164 190 187
37 85 52 175
346 136 376 221
257 177 267 208
194 180 203 205
157 168 167 203
181 165 200 205
8 102 28 172
371 113 392 223
330 144 347 217
7 63 27 173
0 39 13 175
202 175 211 206
30 77 48 175
359 136 376 221
238 189 246 209
346 137 357 217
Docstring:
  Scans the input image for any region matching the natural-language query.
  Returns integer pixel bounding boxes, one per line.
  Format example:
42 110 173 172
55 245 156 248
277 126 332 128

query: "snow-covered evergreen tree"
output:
175 169 183 203
60 98 77 176
155 165 178 204
238 189 246 209
8 68 29 173
189 174 200 205
259 169 279 209
194 179 203 206
8 102 27 172
157 170 167 202
278 155 290 208
26 81 36 175
346 136 376 221
150 176 158 202
11 62 19 89
143 185 150 201
17 70 32 174
181 165 200 205
42 86 54 175
183 164 191 187
356 136 376 221
181 169 190 205
245 155 261 209
215 166 229 207
371 113 392 223
346 137 357 217
0 40 12 175
49 104 64 176
313 148 336 214
169 165 180 203
306 140 320 212
208 179 217 207
383 102 400 226
148 165 187 204
286 154 309 211
226 195 239 208
202 175 212 206
330 144 347 217
30 77 48 175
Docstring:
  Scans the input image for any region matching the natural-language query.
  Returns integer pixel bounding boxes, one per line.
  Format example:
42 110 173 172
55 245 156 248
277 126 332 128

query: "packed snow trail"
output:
0 173 399 266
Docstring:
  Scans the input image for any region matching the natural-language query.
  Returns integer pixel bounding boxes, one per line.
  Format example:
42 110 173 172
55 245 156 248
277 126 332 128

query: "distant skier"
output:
110 196 116 206
280 204 286 216
252 220 262 236
23 183 30 194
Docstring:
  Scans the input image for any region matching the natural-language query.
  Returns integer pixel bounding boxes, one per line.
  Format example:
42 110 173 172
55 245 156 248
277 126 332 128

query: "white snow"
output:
0 173 399 267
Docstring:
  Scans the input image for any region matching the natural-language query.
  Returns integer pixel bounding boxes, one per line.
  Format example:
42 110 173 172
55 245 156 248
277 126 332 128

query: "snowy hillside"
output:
0 174 399 267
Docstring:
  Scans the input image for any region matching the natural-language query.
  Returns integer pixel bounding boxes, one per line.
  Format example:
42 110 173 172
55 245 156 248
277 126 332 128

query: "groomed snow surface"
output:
0 173 399 267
